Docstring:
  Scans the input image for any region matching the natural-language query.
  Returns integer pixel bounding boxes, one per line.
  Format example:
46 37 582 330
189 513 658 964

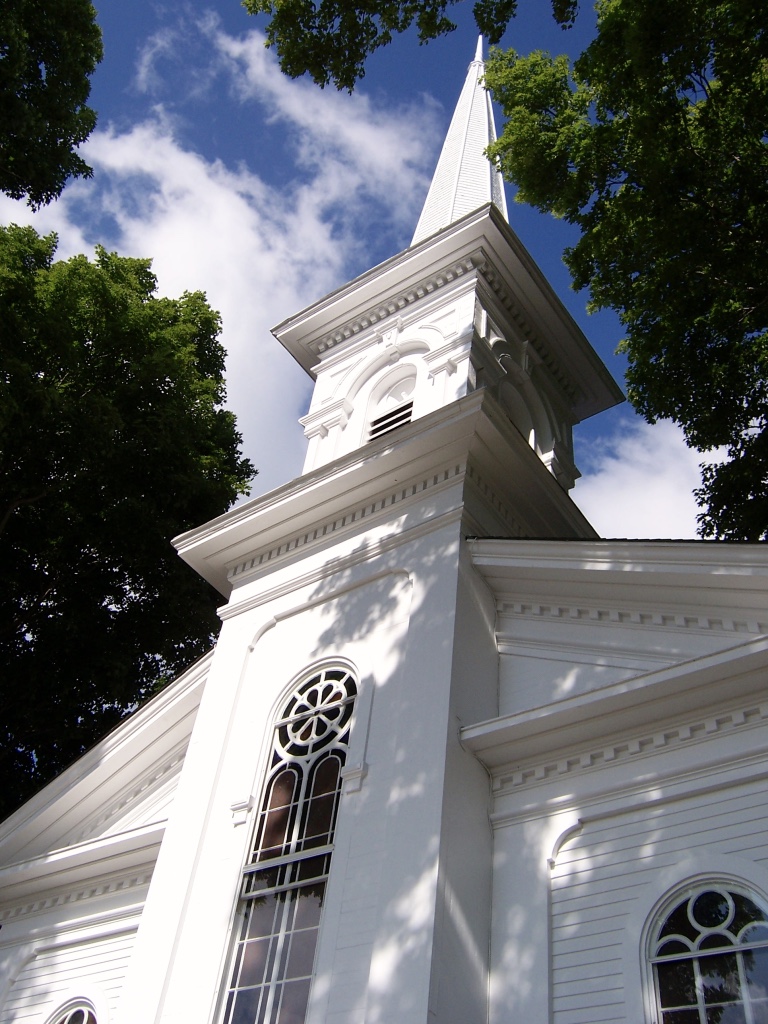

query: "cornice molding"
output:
498 636 671 671
221 507 462 621
492 700 768 798
471 536 768 577
300 250 579 413
70 741 187 845
462 634 768 771
465 462 526 537
178 389 595 595
223 452 534 592
497 600 767 636
0 871 152 925
0 823 163 911
272 205 622 420
311 254 480 358
227 461 466 585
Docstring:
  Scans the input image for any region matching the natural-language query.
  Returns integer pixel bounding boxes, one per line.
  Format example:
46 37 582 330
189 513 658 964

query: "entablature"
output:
176 390 596 598
461 633 768 772
273 205 623 424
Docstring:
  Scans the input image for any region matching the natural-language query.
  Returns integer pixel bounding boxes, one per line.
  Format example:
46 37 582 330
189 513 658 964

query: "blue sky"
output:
2 0 707 537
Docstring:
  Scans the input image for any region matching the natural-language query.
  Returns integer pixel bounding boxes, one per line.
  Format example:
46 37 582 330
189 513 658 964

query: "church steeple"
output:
411 37 508 246
266 39 621 504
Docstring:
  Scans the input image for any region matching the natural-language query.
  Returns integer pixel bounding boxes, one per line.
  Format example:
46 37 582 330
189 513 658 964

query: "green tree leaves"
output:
0 0 103 206
242 0 577 90
486 0 768 538
0 225 255 816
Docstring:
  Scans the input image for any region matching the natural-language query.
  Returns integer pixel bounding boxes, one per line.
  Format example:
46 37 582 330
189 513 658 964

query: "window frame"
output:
648 881 768 1024
217 664 358 1024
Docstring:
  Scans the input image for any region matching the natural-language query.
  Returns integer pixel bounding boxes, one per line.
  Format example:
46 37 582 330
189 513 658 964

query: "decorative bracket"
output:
340 761 368 793
230 795 255 827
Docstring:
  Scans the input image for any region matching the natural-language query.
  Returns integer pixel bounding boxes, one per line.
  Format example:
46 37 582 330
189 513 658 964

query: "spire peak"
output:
410 39 508 246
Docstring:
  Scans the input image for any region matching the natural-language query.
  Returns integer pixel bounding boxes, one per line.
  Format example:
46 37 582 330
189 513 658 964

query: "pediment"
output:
0 652 210 871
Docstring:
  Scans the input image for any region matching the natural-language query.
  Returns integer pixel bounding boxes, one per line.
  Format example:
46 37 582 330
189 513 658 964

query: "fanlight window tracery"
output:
49 1008 96 1024
221 667 357 1024
651 886 768 1023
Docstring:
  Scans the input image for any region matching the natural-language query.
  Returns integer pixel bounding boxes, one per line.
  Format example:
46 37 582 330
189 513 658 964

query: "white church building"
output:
2 41 768 1024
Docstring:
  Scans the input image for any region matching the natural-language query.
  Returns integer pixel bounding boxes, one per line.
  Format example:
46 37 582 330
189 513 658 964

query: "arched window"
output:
49 1007 96 1024
650 884 768 1023
221 666 357 1024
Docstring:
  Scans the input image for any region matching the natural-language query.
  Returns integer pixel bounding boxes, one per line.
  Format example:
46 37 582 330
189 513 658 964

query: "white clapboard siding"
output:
549 780 768 1023
1 929 136 1023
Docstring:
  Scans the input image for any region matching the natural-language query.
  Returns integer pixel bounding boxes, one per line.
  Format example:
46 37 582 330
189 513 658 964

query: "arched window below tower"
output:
649 883 768 1023
220 665 357 1024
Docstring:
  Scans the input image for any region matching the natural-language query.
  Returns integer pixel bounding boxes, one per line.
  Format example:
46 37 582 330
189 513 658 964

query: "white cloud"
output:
213 26 441 201
134 26 181 95
574 419 706 539
0 21 441 498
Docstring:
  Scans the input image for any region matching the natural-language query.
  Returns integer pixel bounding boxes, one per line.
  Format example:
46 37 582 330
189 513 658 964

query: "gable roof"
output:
0 652 210 905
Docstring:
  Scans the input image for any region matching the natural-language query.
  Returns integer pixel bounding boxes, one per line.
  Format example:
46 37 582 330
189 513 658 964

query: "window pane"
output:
705 1006 747 1023
293 886 324 931
701 934 735 950
239 938 273 987
243 866 283 897
247 896 280 939
302 792 336 849
700 953 742 1004
295 855 330 884
662 1011 700 1023
284 927 319 980
302 758 341 849
276 979 311 1024
229 986 262 1024
660 900 700 944
693 892 731 930
732 894 768 936
257 769 298 860
660 940 693 957
658 960 697 1008
745 948 768 1001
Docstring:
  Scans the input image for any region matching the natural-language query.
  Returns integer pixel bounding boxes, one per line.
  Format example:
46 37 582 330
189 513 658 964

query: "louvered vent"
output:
368 400 414 441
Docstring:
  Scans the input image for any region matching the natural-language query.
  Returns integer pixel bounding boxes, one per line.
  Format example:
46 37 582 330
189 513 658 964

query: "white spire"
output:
411 37 508 246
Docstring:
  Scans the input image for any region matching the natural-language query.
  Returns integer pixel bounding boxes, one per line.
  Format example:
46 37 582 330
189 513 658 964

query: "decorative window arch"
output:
220 665 357 1024
649 883 768 1023
47 1004 97 1024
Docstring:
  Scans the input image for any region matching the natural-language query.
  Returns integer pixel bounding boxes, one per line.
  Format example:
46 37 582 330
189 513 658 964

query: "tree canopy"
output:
0 225 255 818
242 0 577 90
0 0 103 207
485 0 768 539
